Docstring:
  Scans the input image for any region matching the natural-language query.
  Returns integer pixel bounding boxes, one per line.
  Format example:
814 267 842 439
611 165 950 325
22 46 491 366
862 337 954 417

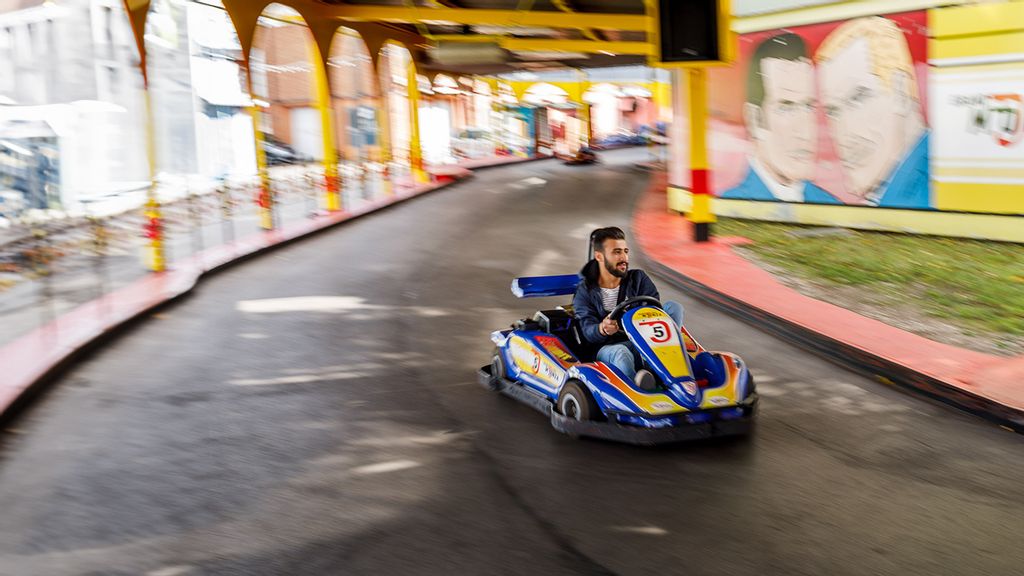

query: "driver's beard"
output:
605 260 627 278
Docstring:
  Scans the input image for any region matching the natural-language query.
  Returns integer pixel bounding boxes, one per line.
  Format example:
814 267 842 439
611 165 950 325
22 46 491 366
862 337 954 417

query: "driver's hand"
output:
600 316 619 337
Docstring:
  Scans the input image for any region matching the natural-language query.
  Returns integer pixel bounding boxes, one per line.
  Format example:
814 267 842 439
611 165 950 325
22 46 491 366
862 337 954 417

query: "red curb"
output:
0 156 550 422
450 155 541 170
633 171 1024 430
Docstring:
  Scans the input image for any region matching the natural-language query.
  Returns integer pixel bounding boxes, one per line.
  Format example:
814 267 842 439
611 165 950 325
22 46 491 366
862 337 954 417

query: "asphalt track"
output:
1 148 1021 576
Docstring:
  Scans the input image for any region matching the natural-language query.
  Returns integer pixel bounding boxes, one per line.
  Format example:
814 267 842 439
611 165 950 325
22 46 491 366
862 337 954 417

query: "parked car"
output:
0 189 25 220
261 135 313 166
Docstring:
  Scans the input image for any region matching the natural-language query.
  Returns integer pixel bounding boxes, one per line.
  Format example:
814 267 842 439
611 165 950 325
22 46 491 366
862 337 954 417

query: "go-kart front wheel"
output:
488 350 505 391
558 381 600 421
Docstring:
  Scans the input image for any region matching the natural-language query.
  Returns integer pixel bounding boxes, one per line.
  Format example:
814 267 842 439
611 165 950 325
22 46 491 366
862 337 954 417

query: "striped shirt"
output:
600 286 619 314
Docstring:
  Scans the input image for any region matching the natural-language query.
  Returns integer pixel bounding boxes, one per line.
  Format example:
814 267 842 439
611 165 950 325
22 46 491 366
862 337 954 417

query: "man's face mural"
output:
746 37 817 186
819 27 917 201
759 58 817 183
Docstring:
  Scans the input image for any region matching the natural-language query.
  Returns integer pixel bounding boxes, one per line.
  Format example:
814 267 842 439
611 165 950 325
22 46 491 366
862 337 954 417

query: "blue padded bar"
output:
511 274 581 298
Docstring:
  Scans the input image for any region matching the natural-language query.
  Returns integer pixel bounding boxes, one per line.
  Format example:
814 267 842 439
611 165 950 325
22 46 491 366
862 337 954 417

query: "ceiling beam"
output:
501 38 654 55
326 6 651 32
550 0 600 41
426 36 653 55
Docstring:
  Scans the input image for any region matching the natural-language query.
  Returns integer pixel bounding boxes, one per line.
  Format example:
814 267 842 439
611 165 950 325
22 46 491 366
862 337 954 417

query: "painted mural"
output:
709 11 930 208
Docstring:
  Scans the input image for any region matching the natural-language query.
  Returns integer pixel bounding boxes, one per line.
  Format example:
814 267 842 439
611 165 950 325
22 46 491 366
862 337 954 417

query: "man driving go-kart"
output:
479 224 757 444
573 227 683 389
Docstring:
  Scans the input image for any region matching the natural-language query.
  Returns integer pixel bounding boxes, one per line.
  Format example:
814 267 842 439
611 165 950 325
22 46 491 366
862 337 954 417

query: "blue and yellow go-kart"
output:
478 274 758 445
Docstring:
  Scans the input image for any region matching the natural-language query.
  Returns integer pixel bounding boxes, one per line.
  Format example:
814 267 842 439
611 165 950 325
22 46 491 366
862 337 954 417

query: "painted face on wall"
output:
820 38 909 200
748 57 817 185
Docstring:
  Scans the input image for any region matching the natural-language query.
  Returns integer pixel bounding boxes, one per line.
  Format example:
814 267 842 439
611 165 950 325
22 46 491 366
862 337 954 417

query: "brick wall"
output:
263 25 315 106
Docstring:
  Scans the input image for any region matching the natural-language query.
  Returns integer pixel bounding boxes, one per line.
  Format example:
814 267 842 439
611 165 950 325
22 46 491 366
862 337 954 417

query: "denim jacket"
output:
572 259 660 345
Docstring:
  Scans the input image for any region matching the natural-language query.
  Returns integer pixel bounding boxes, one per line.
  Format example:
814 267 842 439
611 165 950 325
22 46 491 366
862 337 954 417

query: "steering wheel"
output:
608 296 663 324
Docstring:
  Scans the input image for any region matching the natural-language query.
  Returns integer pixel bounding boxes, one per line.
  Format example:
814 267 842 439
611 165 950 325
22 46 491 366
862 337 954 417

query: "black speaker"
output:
657 0 720 62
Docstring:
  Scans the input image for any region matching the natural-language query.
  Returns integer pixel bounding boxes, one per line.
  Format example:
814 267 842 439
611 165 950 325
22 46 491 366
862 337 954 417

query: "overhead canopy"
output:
312 0 650 75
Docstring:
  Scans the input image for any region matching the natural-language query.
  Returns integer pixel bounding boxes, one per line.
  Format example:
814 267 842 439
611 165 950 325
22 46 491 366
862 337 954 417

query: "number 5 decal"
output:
640 320 672 343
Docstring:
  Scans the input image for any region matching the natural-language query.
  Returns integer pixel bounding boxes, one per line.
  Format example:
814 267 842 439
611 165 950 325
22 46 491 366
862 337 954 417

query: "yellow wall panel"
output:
930 31 1024 60
934 181 1024 214
667 186 1024 242
930 1 1024 39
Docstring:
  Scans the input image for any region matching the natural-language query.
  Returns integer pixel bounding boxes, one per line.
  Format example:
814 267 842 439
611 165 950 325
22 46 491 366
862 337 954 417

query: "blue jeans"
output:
596 300 683 380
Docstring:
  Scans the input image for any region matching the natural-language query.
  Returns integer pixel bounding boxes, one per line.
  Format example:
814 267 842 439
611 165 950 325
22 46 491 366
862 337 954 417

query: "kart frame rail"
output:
478 365 758 446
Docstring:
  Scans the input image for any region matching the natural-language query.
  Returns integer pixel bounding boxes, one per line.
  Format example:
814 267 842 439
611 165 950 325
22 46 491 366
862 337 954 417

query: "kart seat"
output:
568 322 600 363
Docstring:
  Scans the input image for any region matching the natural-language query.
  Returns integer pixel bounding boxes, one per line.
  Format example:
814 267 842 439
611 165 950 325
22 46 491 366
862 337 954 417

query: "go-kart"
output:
478 275 758 445
563 147 599 165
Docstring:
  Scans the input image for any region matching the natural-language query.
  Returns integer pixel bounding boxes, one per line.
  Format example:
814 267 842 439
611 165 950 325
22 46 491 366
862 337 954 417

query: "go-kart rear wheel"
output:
488 350 505 391
558 380 600 421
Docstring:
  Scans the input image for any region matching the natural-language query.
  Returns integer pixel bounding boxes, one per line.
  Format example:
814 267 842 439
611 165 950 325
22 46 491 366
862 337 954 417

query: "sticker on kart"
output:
626 307 691 379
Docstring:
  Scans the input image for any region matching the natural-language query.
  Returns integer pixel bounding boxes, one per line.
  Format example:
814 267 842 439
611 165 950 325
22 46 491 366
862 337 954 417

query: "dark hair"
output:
747 33 808 109
591 226 625 254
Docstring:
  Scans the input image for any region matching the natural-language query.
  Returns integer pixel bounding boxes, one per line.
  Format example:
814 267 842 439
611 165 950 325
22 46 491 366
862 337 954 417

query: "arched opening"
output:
328 27 381 204
409 74 455 165
472 78 493 131
145 0 255 190
493 81 530 158
247 3 330 219
524 82 581 157
416 73 454 166
378 42 415 184
583 83 625 144
449 77 497 161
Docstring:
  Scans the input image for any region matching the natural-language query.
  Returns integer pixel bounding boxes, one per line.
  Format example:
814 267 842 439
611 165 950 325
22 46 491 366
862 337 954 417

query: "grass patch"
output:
714 218 1024 336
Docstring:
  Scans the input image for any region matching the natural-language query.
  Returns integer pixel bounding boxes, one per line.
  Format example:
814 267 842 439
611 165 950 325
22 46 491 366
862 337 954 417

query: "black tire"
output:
557 380 601 421
489 350 505 391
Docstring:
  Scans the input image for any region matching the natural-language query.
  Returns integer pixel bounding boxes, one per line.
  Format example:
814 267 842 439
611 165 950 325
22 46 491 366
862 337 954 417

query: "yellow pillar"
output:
315 52 341 211
122 0 165 270
406 61 428 183
246 79 274 230
374 52 394 196
575 70 590 148
687 67 715 242
142 88 165 271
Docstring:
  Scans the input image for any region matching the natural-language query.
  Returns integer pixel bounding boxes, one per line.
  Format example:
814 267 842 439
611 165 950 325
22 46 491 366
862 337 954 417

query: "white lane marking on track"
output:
612 526 669 536
353 460 422 475
521 249 563 278
239 333 268 339
229 371 371 386
506 176 547 191
147 567 194 576
350 430 471 448
756 387 785 398
236 296 449 317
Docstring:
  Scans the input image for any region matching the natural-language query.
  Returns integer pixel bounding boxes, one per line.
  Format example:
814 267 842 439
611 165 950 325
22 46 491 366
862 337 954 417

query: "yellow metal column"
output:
687 67 715 242
142 88 165 271
315 53 341 211
246 79 275 230
121 0 165 270
374 52 394 196
576 70 591 148
406 61 428 184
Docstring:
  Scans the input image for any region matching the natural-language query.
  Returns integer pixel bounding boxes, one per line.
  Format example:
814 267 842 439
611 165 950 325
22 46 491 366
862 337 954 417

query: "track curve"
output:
0 148 1021 576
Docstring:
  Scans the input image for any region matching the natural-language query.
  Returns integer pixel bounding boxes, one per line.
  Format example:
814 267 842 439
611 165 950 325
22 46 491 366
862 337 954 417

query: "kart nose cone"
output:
667 380 702 408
